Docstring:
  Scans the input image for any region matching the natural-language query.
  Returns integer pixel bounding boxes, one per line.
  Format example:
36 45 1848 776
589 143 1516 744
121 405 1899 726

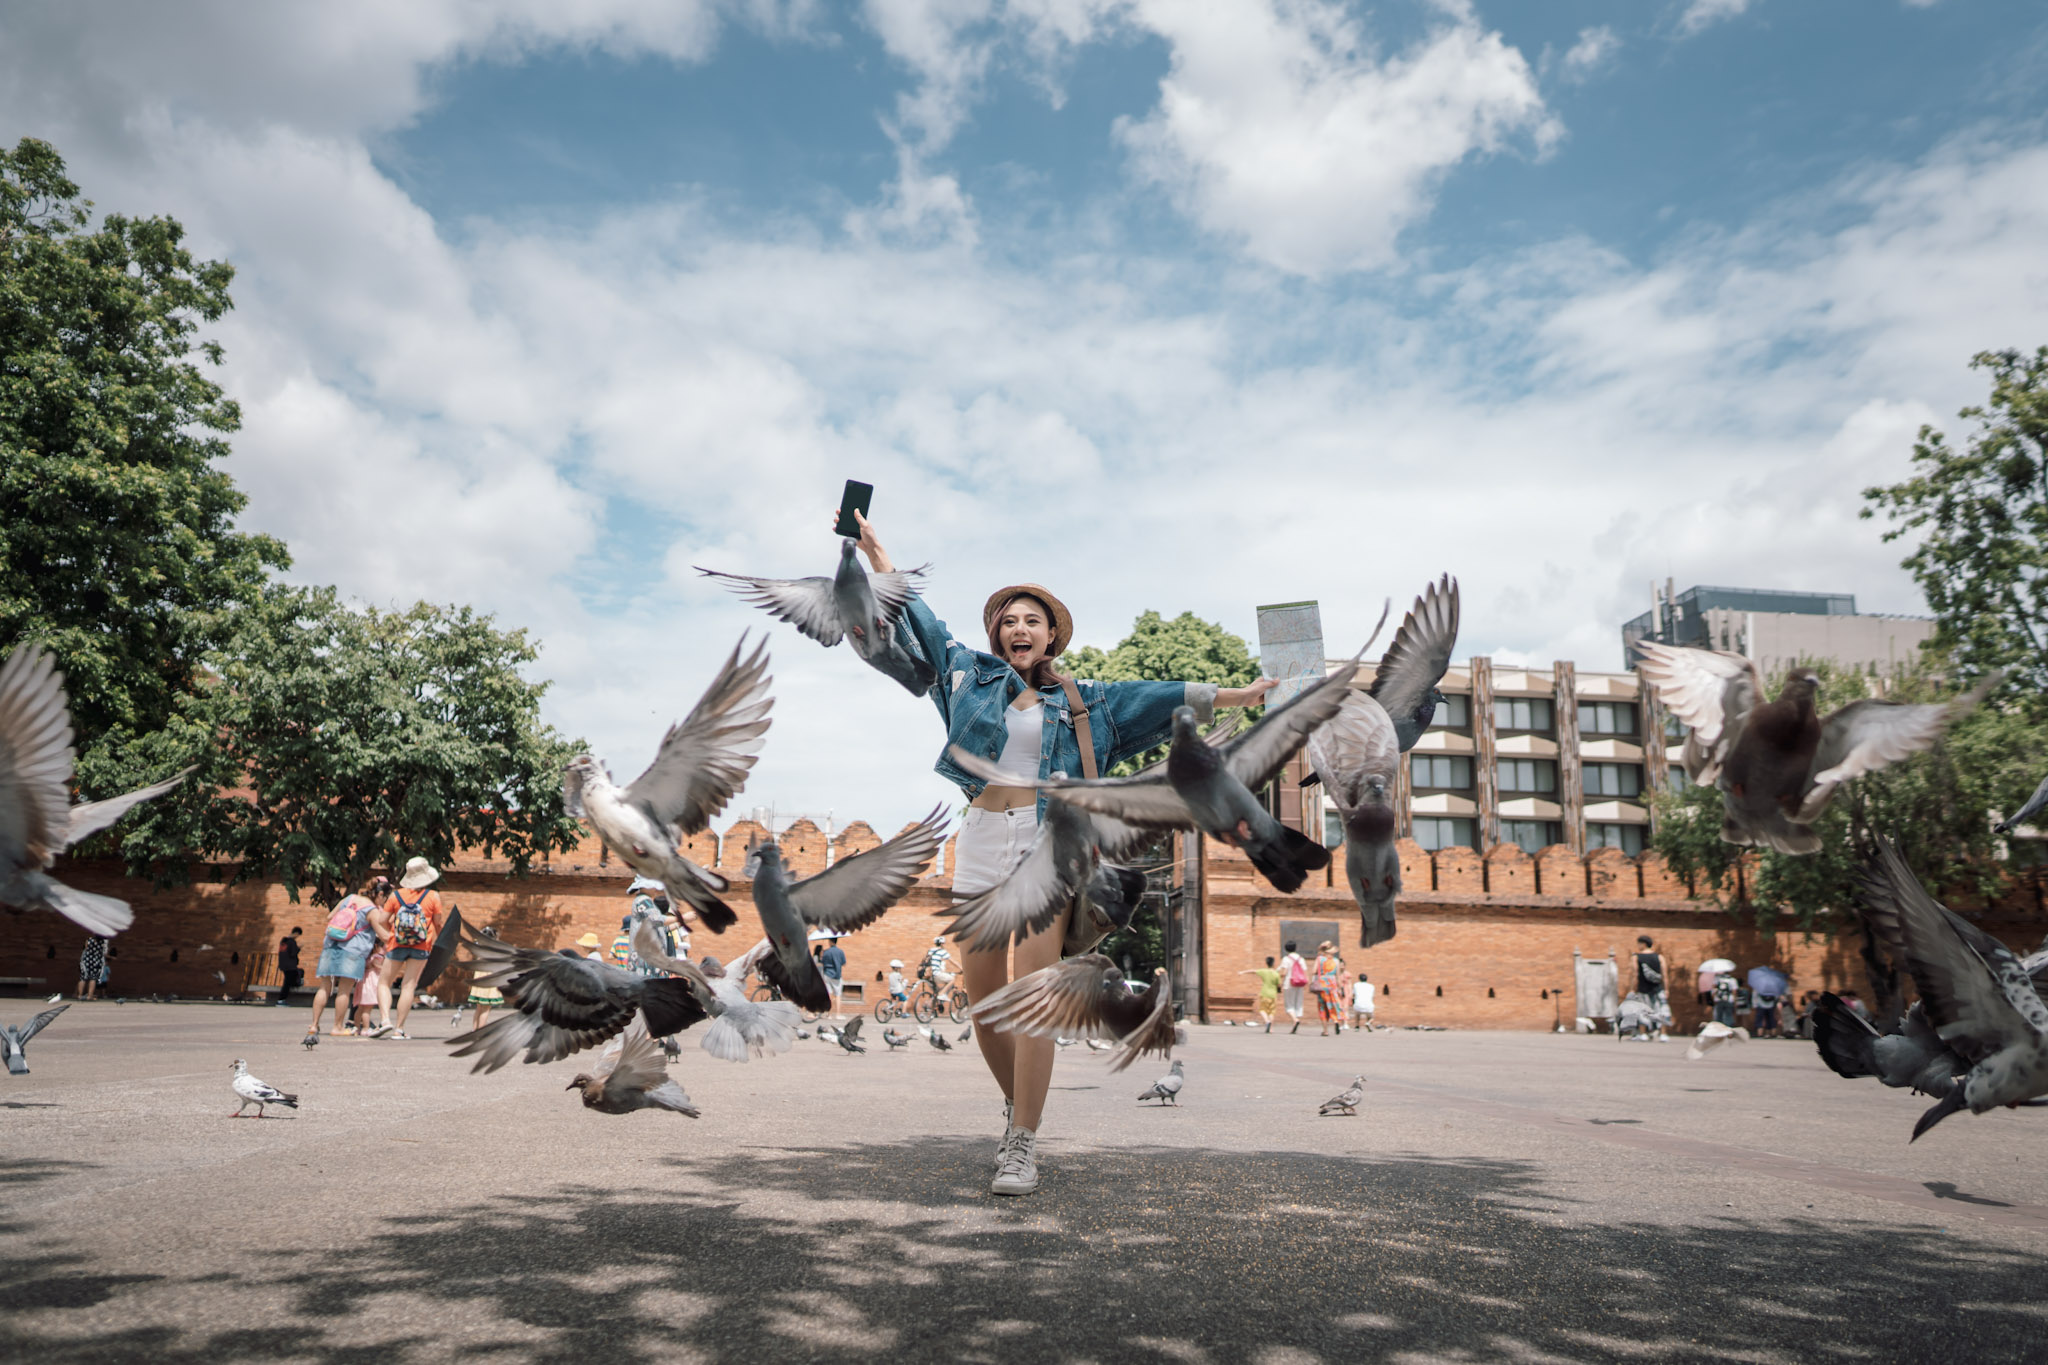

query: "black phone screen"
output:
834 480 874 539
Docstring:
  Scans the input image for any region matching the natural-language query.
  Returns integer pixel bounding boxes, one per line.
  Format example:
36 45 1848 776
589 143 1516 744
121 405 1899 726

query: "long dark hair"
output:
987 592 1067 690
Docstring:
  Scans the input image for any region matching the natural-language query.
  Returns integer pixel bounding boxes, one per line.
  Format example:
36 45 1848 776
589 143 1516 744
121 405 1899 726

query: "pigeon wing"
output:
1016 769 1195 829
695 568 845 646
1223 655 1364 792
1104 973 1177 1074
1873 840 2032 1065
562 762 588 818
1304 692 1400 817
63 766 194 850
17 1003 67 1045
1797 698 1958 822
0 644 77 866
971 955 1154 1044
939 795 1095 951
1634 644 1759 777
1368 576 1460 726
868 564 931 622
599 1021 672 1099
623 636 774 836
785 806 948 931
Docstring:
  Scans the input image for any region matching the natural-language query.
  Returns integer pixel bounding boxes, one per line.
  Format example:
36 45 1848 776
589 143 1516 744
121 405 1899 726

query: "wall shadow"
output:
4 1142 2045 1362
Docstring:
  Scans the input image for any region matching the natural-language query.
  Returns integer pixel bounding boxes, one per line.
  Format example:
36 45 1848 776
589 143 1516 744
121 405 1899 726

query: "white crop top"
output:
990 700 1044 783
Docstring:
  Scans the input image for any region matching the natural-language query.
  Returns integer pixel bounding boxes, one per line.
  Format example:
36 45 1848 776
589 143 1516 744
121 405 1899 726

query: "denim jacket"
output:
896 597 1218 801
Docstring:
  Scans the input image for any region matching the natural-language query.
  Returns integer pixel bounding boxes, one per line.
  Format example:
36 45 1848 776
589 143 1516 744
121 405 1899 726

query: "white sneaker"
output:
991 1128 1039 1196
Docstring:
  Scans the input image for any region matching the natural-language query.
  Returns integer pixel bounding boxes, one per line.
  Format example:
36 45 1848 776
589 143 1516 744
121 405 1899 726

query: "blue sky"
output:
3 0 2045 831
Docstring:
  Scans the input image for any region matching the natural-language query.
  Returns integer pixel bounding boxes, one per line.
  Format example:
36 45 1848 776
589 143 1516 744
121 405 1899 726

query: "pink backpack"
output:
1287 957 1308 987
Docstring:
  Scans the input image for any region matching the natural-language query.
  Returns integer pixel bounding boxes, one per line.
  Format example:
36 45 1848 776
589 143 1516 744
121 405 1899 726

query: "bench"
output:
0 977 48 988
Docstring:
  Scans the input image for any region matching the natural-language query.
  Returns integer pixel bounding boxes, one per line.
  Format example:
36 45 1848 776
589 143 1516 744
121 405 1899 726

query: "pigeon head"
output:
742 841 781 879
1777 670 1822 704
1415 686 1447 730
228 1058 246 1073
698 955 726 978
1361 774 1392 807
565 1074 593 1092
1170 706 1201 742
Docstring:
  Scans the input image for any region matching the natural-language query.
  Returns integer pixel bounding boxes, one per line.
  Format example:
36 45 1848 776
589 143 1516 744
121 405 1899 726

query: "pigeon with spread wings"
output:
1367 575 1460 753
629 918 801 1062
448 927 710 1073
0 644 193 935
1636 643 1994 855
561 637 773 930
2 1003 67 1075
568 1020 700 1117
747 807 949 1013
698 540 935 696
970 956 1177 1073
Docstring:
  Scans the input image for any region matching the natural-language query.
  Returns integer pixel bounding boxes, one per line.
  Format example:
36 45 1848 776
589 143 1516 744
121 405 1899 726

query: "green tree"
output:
0 137 287 756
1863 347 2048 702
109 586 586 905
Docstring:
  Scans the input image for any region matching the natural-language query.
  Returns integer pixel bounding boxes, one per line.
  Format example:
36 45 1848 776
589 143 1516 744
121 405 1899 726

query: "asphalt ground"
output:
3 1000 2047 1364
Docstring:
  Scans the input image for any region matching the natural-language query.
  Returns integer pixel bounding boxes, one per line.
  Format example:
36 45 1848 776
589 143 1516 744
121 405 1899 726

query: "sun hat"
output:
982 583 1073 658
399 857 439 890
889 959 903 968
575 932 603 949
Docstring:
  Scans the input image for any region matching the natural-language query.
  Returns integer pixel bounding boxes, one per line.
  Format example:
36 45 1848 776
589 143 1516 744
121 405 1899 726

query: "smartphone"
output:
834 479 874 539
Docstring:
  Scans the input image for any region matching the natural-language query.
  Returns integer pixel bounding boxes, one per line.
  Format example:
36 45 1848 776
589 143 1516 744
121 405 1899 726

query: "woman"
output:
372 857 444 1040
848 511 1273 1197
1279 941 1309 1034
1312 943 1344 1036
310 876 386 1038
77 936 109 1001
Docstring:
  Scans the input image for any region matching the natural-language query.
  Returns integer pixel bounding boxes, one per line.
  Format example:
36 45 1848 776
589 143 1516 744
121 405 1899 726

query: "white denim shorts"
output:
951 805 1040 899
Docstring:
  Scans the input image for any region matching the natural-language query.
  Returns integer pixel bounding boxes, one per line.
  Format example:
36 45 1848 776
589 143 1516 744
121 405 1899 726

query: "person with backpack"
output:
310 876 386 1038
1279 941 1309 1034
371 858 444 1039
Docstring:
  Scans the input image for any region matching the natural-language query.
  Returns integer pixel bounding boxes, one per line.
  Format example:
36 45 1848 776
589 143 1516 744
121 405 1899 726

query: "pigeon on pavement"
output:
447 926 709 1073
698 540 936 696
562 636 774 931
568 1019 700 1117
1996 774 2048 835
1856 839 2048 1140
1684 1021 1750 1060
1084 1038 1112 1052
746 807 949 1012
972 956 1177 1073
229 1058 298 1118
631 917 800 1062
918 1024 952 1052
1636 644 1995 855
1319 1075 1366 1115
0 644 193 935
1138 1059 1185 1106
883 1027 912 1050
956 1025 972 1043
300 1032 319 1051
836 1016 867 1054
982 657 1363 893
3 1004 67 1075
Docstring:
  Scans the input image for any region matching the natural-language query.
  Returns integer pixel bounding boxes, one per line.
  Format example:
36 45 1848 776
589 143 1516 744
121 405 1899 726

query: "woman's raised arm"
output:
826 507 895 574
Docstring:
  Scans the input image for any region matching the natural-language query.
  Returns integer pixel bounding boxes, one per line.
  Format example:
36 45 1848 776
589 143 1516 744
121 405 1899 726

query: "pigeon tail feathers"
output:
1811 993 1880 1079
1245 822 1330 894
638 978 712 1039
1911 1085 1969 1142
42 880 135 936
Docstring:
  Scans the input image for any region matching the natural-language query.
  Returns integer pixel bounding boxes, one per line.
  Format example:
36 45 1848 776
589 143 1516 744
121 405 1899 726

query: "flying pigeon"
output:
567 1020 700 1118
745 807 949 1013
1368 575 1461 753
972 956 1178 1073
301 1031 319 1051
1319 1075 1366 1116
815 1023 841 1044
1138 1059 1185 1105
0 643 193 935
631 917 801 1062
562 636 775 931
447 926 709 1073
918 1024 952 1052
698 540 936 696
1636 644 1996 855
228 1058 298 1118
1813 993 1969 1098
972 656 1363 894
836 1016 867 1054
1684 1021 1750 1060
3 1004 67 1075
1996 774 2048 835
883 1027 912 1050
1856 840 2048 1139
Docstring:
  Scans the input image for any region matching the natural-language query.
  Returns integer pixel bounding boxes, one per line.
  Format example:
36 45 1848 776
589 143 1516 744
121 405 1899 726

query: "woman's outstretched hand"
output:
829 507 894 573
1217 678 1277 709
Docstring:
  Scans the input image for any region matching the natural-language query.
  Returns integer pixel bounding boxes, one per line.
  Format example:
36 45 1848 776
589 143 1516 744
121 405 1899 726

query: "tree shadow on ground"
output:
4 1142 2045 1363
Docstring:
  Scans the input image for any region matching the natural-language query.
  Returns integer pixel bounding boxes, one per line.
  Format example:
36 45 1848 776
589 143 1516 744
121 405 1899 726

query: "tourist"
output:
819 934 847 1019
610 915 635 969
887 959 909 1007
1238 957 1283 1032
464 925 503 1030
1633 936 1670 1042
353 939 389 1032
1711 971 1738 1027
372 856 445 1040
1313 942 1344 1036
1753 987 1781 1037
276 926 304 1004
1352 970 1376 1030
77 936 109 1001
1280 941 1309 1034
310 876 384 1038
575 931 604 959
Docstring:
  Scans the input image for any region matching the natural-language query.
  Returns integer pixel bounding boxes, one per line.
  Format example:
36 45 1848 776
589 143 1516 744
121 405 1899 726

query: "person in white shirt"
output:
1279 942 1310 1034
1351 972 1375 1030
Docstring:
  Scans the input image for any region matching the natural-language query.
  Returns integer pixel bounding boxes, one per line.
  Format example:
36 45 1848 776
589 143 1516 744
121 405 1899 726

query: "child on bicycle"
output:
887 959 909 1004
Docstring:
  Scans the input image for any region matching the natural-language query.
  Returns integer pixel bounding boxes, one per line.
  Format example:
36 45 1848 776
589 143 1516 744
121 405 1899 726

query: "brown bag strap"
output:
1057 676 1098 780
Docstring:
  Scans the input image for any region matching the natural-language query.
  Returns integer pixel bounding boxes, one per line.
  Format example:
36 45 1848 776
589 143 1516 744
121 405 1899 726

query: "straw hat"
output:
575 932 603 949
982 583 1073 658
398 856 439 890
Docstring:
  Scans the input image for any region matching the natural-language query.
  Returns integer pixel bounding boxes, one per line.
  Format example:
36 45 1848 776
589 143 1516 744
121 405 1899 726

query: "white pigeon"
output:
562 637 773 933
632 921 802 1062
1685 1021 1750 1060
1138 1059 1185 1105
0 644 192 934
228 1058 298 1118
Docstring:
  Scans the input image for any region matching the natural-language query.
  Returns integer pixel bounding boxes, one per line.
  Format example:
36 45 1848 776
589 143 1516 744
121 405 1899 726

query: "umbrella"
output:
1747 966 1788 997
1698 958 1736 974
418 906 465 991
807 928 842 942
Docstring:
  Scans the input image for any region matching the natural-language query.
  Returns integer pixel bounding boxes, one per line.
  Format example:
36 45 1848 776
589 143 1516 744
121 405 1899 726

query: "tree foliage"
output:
1863 347 2048 703
0 136 287 754
106 586 586 906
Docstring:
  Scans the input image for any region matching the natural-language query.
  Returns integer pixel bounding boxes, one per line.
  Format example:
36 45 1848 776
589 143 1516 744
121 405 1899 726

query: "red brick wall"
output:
1484 844 1534 896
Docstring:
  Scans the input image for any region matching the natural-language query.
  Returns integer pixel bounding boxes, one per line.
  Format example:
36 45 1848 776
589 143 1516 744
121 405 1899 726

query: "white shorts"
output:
1283 985 1306 1015
951 805 1040 897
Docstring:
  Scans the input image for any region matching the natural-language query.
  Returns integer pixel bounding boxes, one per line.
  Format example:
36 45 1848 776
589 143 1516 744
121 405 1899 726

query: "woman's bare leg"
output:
963 944 1018 1104
1007 908 1069 1132
392 959 427 1028
308 980 333 1032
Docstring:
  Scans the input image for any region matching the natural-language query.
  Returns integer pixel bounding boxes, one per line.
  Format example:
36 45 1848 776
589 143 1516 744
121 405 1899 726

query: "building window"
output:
1411 754 1473 789
1324 810 1344 849
1493 697 1553 733
1664 768 1690 792
1413 817 1476 851
1578 701 1638 736
1662 713 1686 741
1498 758 1557 793
1500 819 1561 854
1429 694 1471 730
1587 823 1645 855
1585 763 1642 798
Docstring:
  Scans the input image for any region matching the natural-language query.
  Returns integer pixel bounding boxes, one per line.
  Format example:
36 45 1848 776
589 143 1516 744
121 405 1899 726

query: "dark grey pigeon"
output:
883 1026 913 1050
698 540 936 696
973 957 1178 1074
1813 994 1965 1098
747 808 948 1012
836 1016 866 1054
2 1003 66 1075
1996 774 2048 835
1368 576 1461 752
1000 656 1363 893
920 1024 952 1051
1307 691 1401 948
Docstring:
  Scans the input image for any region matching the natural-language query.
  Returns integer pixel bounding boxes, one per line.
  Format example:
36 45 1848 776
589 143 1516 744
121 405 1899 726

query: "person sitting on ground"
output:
1239 957 1283 1032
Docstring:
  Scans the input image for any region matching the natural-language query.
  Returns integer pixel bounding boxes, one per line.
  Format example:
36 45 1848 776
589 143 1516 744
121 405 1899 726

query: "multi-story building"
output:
1621 581 1934 676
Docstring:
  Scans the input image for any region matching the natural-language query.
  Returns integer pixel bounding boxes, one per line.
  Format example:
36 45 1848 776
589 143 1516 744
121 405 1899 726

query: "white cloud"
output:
1558 25 1618 81
1677 0 1753 37
1117 0 1558 276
